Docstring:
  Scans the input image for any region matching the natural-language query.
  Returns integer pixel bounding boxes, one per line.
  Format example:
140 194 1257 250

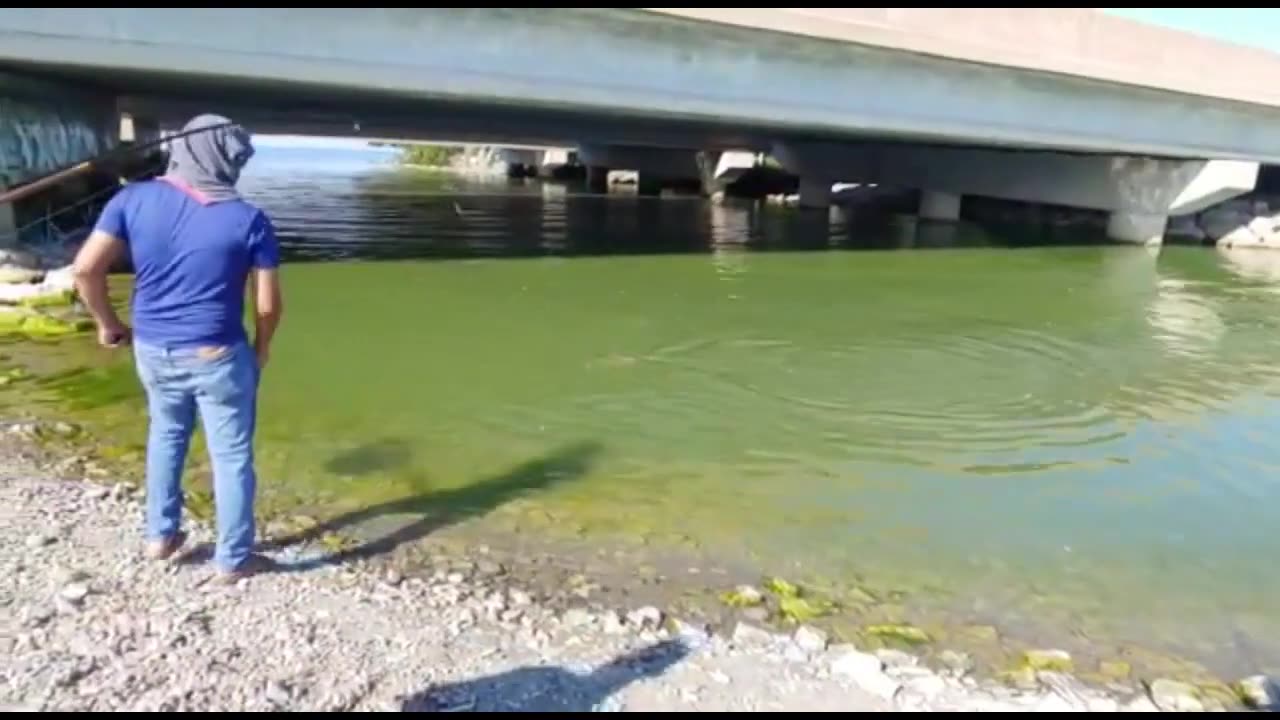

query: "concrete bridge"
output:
2 8 1280 244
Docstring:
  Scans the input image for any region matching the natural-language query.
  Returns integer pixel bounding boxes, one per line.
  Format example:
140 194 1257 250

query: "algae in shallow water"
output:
778 595 834 623
764 577 799 598
720 585 765 608
867 623 932 645
1021 649 1073 673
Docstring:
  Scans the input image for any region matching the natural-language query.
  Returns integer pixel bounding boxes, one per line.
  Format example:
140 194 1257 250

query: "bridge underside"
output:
2 7 1279 246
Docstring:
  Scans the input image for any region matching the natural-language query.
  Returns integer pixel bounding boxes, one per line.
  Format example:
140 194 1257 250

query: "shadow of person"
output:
264 440 602 567
399 639 690 712
324 437 413 477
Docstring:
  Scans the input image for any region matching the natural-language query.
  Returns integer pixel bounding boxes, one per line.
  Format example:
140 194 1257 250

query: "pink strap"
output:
158 174 212 205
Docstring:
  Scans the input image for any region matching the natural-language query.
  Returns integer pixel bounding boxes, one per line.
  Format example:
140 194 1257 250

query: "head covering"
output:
163 114 254 203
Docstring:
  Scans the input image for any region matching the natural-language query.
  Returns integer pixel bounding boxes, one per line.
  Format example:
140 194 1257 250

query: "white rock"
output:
783 642 810 663
561 608 594 628
264 680 291 706
41 265 76 292
84 485 110 501
601 611 626 635
901 673 948 702
25 533 55 548
1235 675 1280 710
0 283 48 303
875 648 918 669
792 625 828 653
508 589 531 606
1121 695 1160 712
731 622 777 647
729 584 764 605
60 582 90 603
1038 672 1090 711
937 649 973 676
1087 697 1120 712
829 645 901 701
1149 678 1203 712
626 606 662 629
0 266 43 285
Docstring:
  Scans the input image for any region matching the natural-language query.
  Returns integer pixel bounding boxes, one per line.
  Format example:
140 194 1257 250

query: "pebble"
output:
1236 675 1280 710
731 622 777 647
793 625 828 653
626 606 662 629
1022 649 1072 672
508 589 532 606
561 608 594 628
1121 695 1161 712
937 649 973 676
264 680 291 707
25 533 56 549
601 611 627 635
875 648 918 669
60 582 90 603
382 569 404 587
1149 678 1204 712
83 485 110 501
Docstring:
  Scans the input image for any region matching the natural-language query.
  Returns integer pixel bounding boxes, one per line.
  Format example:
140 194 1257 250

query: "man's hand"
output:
97 322 132 349
73 229 129 348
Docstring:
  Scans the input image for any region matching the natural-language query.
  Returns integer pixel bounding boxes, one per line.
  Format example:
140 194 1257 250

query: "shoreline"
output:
1 428 1264 712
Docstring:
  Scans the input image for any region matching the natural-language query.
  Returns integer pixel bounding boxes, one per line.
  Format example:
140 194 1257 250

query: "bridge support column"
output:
919 190 961 221
1107 211 1168 246
586 165 609 194
637 174 662 197
577 143 701 196
0 199 14 249
798 177 833 209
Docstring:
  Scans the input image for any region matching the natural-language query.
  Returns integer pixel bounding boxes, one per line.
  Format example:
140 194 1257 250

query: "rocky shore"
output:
4 429 1276 712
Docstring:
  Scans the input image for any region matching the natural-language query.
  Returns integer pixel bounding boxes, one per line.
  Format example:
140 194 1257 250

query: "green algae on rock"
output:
866 623 931 645
1022 649 1073 673
720 585 765 608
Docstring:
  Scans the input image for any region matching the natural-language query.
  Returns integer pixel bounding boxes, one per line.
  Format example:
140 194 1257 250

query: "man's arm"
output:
250 267 282 369
247 211 283 370
73 229 130 348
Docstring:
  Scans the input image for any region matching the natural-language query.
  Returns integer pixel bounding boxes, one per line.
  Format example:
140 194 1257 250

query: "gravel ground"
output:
0 434 1239 712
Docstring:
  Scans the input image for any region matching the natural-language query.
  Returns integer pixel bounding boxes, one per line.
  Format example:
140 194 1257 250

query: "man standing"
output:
73 114 283 583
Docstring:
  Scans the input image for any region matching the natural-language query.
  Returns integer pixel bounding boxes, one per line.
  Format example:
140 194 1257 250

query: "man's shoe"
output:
213 553 276 585
144 531 187 560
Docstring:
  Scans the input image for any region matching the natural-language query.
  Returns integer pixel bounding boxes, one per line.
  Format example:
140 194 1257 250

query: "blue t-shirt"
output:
93 178 280 349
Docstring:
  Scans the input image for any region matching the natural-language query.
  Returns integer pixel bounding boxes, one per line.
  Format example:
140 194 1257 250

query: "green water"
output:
7 155 1280 679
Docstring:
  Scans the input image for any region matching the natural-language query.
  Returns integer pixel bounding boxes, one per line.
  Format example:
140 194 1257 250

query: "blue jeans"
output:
133 339 259 572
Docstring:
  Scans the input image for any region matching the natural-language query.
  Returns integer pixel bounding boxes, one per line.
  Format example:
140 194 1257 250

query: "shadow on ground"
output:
257 440 602 570
398 639 690 712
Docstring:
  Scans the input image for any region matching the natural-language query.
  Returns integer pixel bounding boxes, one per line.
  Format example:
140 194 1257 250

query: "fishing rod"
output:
0 120 234 207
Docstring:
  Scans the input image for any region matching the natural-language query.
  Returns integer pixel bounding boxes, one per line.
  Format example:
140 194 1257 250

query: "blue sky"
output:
1103 8 1280 52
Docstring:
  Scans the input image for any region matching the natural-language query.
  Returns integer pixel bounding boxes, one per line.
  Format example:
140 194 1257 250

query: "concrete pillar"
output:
637 174 662 197
798 177 833 209
1107 211 1168 246
0 199 15 249
586 166 609 194
919 190 961 221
